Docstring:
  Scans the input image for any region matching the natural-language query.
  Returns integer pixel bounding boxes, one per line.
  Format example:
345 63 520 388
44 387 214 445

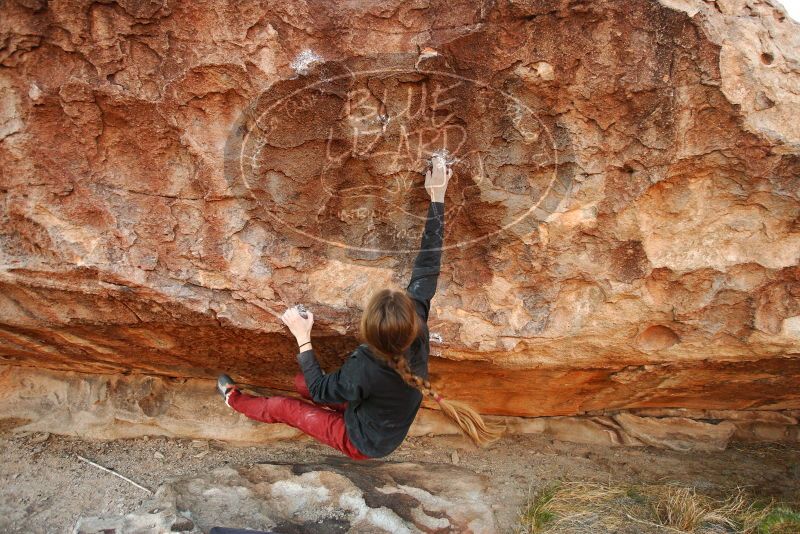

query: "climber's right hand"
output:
425 156 451 203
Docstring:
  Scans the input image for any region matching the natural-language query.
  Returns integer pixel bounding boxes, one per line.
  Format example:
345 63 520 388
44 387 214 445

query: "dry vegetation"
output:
515 481 800 534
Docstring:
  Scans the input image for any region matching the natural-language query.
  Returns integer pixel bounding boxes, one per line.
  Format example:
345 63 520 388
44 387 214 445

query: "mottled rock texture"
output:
1 0 799 418
73 460 497 533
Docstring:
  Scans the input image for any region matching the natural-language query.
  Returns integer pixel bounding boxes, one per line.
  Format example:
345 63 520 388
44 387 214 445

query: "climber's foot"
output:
217 374 238 403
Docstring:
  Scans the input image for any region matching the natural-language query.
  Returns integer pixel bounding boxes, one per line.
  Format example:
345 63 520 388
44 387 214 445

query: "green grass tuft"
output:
517 484 559 533
757 507 800 534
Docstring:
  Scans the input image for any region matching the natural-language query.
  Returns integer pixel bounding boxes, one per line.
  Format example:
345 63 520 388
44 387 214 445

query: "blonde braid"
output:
378 350 505 447
389 353 437 398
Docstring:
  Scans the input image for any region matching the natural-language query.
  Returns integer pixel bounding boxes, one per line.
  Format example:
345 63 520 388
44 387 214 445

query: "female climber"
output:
216 155 504 460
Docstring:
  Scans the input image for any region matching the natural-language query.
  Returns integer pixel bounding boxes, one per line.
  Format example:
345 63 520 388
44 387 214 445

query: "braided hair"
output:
360 288 504 446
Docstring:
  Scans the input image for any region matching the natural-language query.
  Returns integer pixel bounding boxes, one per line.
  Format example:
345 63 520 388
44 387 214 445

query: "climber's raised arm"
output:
406 154 451 323
217 154 502 459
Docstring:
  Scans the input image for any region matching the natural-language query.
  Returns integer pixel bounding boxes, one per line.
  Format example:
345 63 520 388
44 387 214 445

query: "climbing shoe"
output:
217 374 237 401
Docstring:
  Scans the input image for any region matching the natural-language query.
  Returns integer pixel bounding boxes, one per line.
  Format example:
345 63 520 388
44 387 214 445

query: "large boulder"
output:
0 0 798 417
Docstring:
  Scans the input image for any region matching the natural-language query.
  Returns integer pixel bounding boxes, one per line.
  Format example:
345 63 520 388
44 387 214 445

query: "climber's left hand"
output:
281 306 314 345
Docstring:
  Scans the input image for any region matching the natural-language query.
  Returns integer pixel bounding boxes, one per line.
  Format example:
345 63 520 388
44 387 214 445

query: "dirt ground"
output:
1 428 798 533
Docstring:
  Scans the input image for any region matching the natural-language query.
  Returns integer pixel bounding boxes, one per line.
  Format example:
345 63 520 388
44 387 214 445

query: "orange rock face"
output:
0 0 799 417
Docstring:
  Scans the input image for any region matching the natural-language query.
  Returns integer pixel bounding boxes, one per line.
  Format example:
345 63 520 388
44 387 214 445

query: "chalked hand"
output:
281 305 314 346
425 153 452 202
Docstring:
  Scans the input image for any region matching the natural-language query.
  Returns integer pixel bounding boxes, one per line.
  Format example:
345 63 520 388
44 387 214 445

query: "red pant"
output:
227 372 371 460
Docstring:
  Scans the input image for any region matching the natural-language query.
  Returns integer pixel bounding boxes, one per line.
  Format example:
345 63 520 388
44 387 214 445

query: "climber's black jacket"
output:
296 200 445 458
